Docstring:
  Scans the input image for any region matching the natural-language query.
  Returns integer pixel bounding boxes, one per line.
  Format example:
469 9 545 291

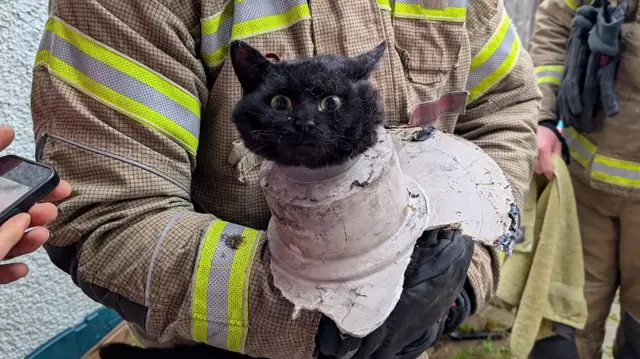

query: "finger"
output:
0 213 31 259
534 158 543 175
0 126 15 152
540 152 555 181
40 180 72 203
5 226 49 259
27 202 58 227
0 262 29 284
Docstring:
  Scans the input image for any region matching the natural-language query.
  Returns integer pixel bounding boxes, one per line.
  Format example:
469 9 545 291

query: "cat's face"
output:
230 41 387 168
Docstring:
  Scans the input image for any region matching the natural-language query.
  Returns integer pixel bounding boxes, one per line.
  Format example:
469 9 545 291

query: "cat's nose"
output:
293 119 316 133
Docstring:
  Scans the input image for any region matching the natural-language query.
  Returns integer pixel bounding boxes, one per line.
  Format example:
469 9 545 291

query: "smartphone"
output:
0 155 60 226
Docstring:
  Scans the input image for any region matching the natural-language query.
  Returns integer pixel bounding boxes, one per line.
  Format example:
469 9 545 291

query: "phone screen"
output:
0 156 55 217
0 177 31 212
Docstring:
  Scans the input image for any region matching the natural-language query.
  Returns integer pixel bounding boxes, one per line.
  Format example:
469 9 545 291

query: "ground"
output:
426 296 621 359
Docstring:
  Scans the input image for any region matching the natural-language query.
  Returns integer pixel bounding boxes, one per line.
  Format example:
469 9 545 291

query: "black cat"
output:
230 40 386 168
98 41 387 359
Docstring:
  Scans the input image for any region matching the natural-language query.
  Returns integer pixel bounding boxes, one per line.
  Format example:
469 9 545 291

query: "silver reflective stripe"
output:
563 129 594 165
592 161 640 180
448 0 469 6
536 70 562 78
201 0 310 67
201 7 233 59
395 0 468 6
206 222 245 348
233 0 307 24
466 14 518 93
39 31 201 139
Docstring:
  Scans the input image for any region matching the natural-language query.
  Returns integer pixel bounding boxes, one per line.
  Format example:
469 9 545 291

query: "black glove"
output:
316 227 475 359
557 5 598 131
558 1 627 134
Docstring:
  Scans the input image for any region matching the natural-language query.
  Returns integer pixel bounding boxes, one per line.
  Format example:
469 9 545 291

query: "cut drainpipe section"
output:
260 127 516 338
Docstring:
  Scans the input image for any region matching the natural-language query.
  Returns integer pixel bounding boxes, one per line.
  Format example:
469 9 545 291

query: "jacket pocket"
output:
227 139 263 186
392 17 464 87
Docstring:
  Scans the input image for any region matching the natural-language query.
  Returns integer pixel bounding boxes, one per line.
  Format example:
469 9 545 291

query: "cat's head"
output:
229 40 387 168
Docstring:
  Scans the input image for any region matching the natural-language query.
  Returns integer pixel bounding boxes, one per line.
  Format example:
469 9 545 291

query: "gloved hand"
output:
557 1 628 134
556 5 597 131
316 227 475 359
582 0 628 125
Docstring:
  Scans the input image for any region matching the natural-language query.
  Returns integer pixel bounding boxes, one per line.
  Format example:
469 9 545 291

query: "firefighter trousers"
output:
571 177 640 359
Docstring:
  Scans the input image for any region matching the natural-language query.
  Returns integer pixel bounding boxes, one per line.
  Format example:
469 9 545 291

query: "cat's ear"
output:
348 41 387 80
230 40 271 93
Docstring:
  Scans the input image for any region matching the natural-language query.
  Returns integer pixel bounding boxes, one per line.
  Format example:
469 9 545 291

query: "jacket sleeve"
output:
529 0 578 123
33 1 319 358
456 0 541 312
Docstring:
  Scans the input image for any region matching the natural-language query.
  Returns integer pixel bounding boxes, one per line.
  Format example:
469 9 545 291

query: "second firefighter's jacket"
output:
530 0 640 199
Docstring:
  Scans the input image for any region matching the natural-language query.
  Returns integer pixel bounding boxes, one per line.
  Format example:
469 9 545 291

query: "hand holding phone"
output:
0 126 71 284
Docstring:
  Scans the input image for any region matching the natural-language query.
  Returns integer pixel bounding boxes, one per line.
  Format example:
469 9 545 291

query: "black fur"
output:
230 41 387 168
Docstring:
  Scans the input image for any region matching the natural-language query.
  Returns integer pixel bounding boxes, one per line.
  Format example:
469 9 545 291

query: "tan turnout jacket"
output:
530 0 640 198
33 1 539 358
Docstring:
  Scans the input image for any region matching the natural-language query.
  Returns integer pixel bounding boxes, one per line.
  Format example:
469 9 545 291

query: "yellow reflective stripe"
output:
563 128 640 188
538 76 561 85
569 148 591 167
202 44 230 68
535 65 564 74
191 220 262 353
35 50 199 155
227 227 261 352
466 10 520 103
592 169 640 188
231 3 310 39
564 127 640 189
591 171 640 187
36 17 200 155
565 0 580 11
200 2 234 67
596 155 640 172
535 65 564 85
377 0 392 11
392 3 467 22
202 2 234 36
566 127 597 154
200 0 311 68
470 11 511 71
44 18 200 117
564 127 595 167
192 220 228 343
592 155 640 188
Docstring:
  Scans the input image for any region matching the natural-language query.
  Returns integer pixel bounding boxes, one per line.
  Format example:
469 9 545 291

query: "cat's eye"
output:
320 95 343 112
270 95 292 111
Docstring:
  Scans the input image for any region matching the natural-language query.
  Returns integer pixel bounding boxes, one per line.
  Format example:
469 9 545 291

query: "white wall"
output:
0 1 100 358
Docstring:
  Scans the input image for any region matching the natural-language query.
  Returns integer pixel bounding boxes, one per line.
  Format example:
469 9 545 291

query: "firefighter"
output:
33 0 540 357
531 0 640 357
